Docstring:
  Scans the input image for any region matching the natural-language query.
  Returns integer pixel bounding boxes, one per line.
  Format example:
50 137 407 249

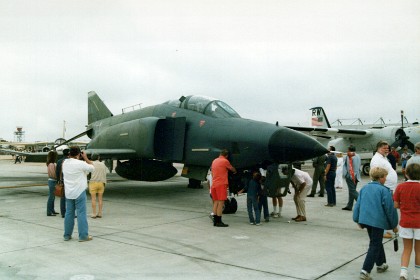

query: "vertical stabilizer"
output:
310 107 331 128
88 91 113 124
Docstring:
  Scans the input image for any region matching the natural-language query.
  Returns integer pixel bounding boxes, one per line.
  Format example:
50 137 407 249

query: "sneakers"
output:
399 276 407 280
377 263 388 273
255 223 261 226
250 222 255 225
359 271 372 280
270 212 280 218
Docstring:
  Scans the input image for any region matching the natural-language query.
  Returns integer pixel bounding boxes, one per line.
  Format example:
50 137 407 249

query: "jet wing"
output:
1 148 138 162
0 149 52 162
84 149 138 160
286 126 373 139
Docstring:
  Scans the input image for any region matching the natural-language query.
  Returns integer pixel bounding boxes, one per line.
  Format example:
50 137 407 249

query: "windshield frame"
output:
165 95 241 118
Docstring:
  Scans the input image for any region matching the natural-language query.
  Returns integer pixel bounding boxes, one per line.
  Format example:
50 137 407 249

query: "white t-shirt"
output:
291 168 313 187
370 152 398 190
63 158 95 199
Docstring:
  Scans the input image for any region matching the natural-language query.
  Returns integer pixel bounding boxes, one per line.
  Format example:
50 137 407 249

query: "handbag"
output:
54 167 65 197
54 181 64 197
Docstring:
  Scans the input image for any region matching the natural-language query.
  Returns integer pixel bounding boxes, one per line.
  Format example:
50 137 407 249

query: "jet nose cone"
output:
268 128 328 162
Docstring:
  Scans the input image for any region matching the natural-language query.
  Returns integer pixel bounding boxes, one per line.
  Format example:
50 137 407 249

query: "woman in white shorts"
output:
393 163 420 280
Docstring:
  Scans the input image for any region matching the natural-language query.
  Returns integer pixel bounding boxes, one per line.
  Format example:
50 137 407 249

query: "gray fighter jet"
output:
83 92 326 187
3 92 327 191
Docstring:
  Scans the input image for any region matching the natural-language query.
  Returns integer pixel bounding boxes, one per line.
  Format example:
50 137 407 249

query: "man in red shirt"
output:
211 149 236 227
390 146 400 165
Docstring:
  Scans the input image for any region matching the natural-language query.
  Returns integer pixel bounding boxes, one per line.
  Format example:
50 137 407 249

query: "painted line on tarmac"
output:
0 184 46 189
313 238 396 279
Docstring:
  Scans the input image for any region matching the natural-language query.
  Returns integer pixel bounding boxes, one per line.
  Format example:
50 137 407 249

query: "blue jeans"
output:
325 173 336 205
64 191 89 240
247 196 260 224
258 195 269 220
47 179 56 215
345 176 359 209
362 225 386 273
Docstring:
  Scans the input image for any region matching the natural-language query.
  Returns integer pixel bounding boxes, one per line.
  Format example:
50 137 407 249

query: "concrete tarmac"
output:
0 156 414 280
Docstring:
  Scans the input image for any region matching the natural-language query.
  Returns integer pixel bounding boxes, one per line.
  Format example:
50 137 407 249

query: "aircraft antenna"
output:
349 118 364 126
373 117 386 126
122 103 142 114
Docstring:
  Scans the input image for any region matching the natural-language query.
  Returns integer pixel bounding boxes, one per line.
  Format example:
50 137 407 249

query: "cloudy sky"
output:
1 0 419 142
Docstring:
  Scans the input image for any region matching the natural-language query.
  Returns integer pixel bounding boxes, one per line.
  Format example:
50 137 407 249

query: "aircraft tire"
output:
187 178 203 189
362 163 370 176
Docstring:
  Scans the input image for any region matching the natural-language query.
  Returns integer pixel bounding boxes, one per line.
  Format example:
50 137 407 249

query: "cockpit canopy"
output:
164 95 241 118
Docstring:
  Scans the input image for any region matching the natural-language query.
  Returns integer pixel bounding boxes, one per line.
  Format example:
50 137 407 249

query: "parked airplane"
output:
80 92 327 188
0 138 87 162
2 92 328 193
1 138 68 153
286 107 417 175
403 125 420 147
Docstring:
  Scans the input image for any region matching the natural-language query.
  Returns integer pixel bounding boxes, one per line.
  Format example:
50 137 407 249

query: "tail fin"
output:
310 107 331 128
88 91 113 124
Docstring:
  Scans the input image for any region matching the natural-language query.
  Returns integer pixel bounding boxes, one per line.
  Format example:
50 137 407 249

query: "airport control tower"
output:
14 126 25 142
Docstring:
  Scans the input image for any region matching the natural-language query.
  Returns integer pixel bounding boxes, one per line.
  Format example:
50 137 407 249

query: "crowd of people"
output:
207 142 420 280
44 141 419 279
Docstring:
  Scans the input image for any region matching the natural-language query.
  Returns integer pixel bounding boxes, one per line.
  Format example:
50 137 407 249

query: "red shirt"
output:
391 150 400 162
211 156 234 188
393 181 420 228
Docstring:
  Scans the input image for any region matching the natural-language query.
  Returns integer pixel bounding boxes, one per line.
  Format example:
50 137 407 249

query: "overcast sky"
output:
1 0 419 142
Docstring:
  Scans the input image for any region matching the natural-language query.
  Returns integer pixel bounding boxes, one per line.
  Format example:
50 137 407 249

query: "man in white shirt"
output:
370 141 398 239
282 167 312 222
63 146 95 242
370 141 398 191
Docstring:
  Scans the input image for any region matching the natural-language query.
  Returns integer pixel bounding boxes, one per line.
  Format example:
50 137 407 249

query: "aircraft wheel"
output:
362 163 370 176
187 178 203 189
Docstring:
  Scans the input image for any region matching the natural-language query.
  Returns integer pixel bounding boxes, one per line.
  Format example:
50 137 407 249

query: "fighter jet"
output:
80 92 327 187
2 92 327 190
